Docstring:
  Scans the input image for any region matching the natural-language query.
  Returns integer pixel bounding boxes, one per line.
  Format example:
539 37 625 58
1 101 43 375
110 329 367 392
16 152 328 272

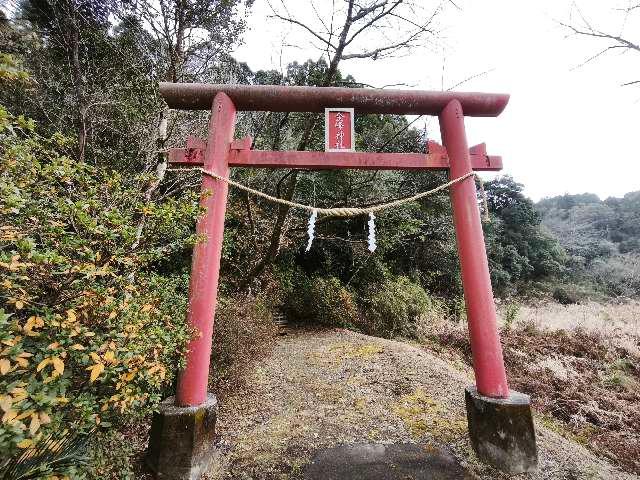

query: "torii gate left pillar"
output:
146 84 538 479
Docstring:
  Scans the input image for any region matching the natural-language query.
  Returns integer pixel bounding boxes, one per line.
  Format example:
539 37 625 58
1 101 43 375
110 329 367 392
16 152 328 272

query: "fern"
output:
0 429 93 480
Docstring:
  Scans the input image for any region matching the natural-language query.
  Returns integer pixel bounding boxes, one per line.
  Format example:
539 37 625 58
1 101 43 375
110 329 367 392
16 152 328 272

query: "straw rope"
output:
168 167 489 220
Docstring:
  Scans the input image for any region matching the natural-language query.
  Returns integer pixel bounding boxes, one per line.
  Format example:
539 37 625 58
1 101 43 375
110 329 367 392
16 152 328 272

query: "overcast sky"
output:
233 0 640 201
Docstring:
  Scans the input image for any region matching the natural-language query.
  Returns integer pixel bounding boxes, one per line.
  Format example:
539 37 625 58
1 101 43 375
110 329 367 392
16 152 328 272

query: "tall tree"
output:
240 0 443 288
117 0 253 248
18 0 116 161
483 176 565 293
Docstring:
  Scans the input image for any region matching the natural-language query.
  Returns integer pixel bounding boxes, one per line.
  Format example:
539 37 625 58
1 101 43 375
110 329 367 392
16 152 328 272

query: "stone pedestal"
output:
146 394 218 480
465 386 537 474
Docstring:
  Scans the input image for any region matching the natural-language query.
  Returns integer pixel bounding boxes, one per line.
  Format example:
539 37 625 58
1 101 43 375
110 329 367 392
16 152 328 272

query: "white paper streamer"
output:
305 209 318 252
367 212 377 252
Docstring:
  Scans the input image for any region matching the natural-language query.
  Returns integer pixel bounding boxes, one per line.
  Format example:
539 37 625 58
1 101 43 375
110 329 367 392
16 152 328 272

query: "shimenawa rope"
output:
167 167 490 220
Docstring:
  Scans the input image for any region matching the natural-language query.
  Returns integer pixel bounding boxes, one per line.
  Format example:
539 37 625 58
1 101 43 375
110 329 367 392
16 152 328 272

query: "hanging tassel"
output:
305 209 318 252
367 212 377 253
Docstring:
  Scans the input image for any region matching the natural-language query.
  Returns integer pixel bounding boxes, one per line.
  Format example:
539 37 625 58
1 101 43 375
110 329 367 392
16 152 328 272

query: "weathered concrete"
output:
465 386 538 474
305 443 472 480
146 394 218 480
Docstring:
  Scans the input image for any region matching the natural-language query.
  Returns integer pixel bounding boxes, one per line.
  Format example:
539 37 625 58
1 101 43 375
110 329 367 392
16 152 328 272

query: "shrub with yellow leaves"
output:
0 106 199 474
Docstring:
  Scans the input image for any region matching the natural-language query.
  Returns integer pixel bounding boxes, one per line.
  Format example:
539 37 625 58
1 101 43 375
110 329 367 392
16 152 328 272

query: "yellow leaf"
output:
108 311 117 320
0 396 12 412
47 342 60 350
16 409 34 421
17 352 33 358
17 439 32 448
2 409 17 423
66 310 77 322
29 413 40 434
141 304 152 313
24 317 35 331
51 357 64 375
24 316 43 332
0 358 10 375
15 357 29 368
87 363 105 382
70 344 85 350
103 351 115 364
15 300 24 310
39 411 51 424
37 358 51 372
89 352 101 363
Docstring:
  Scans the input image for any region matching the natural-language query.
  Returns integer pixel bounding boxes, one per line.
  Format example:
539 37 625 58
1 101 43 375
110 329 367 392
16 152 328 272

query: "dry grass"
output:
438 300 640 475
509 300 640 355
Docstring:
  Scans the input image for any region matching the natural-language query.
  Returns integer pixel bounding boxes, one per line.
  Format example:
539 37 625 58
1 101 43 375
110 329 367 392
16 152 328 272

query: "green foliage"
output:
0 429 91 480
502 301 520 330
552 286 581 305
282 269 359 328
358 274 433 338
484 176 566 294
0 53 30 84
0 107 199 474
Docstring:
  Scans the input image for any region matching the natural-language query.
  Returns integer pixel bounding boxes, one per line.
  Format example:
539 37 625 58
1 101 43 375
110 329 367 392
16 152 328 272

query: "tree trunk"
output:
66 4 87 162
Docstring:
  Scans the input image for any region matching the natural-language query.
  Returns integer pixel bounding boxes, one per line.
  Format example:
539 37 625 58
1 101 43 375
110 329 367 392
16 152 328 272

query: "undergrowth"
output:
434 322 640 474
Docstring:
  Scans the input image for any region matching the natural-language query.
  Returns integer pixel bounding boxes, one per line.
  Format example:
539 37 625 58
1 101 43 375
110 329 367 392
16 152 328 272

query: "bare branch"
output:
350 0 392 22
345 0 404 46
269 12 338 50
445 68 496 91
561 21 640 53
341 24 431 60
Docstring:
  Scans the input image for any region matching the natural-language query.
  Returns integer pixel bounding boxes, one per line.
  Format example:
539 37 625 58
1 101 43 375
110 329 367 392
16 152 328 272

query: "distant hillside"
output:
536 192 640 297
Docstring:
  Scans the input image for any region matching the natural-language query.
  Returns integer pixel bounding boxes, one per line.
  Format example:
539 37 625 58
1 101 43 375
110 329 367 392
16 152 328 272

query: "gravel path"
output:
208 329 636 480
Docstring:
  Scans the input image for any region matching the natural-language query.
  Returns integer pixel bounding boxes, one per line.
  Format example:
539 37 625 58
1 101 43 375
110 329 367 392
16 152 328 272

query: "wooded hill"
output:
537 192 640 299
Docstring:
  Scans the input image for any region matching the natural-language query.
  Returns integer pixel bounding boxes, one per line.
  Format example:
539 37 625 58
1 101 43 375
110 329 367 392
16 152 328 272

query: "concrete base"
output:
465 386 537 474
146 394 218 480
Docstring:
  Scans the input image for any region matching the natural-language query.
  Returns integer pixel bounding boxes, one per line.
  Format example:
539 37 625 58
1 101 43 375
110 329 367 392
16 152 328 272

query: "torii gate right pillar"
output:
440 100 538 473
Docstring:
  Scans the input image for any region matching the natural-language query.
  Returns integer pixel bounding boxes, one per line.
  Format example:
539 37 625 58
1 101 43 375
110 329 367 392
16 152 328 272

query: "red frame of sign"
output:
325 107 355 152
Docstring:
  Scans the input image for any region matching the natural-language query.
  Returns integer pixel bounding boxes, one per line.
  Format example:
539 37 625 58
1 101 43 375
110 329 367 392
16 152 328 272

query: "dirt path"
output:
208 329 636 480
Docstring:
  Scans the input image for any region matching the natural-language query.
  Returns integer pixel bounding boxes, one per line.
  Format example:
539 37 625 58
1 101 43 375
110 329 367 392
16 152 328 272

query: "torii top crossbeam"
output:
159 82 509 117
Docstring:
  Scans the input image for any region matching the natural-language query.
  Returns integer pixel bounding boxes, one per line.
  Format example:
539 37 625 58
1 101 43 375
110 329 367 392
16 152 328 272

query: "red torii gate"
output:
146 84 537 479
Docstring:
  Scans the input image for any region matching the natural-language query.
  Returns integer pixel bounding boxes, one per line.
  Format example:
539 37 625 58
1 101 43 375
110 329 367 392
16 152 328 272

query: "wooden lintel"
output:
168 141 502 171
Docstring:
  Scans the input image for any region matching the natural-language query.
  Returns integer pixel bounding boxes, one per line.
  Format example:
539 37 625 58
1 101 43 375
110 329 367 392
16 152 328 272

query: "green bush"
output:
552 286 581 305
0 106 200 477
358 275 434 338
282 270 359 328
502 301 520 330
